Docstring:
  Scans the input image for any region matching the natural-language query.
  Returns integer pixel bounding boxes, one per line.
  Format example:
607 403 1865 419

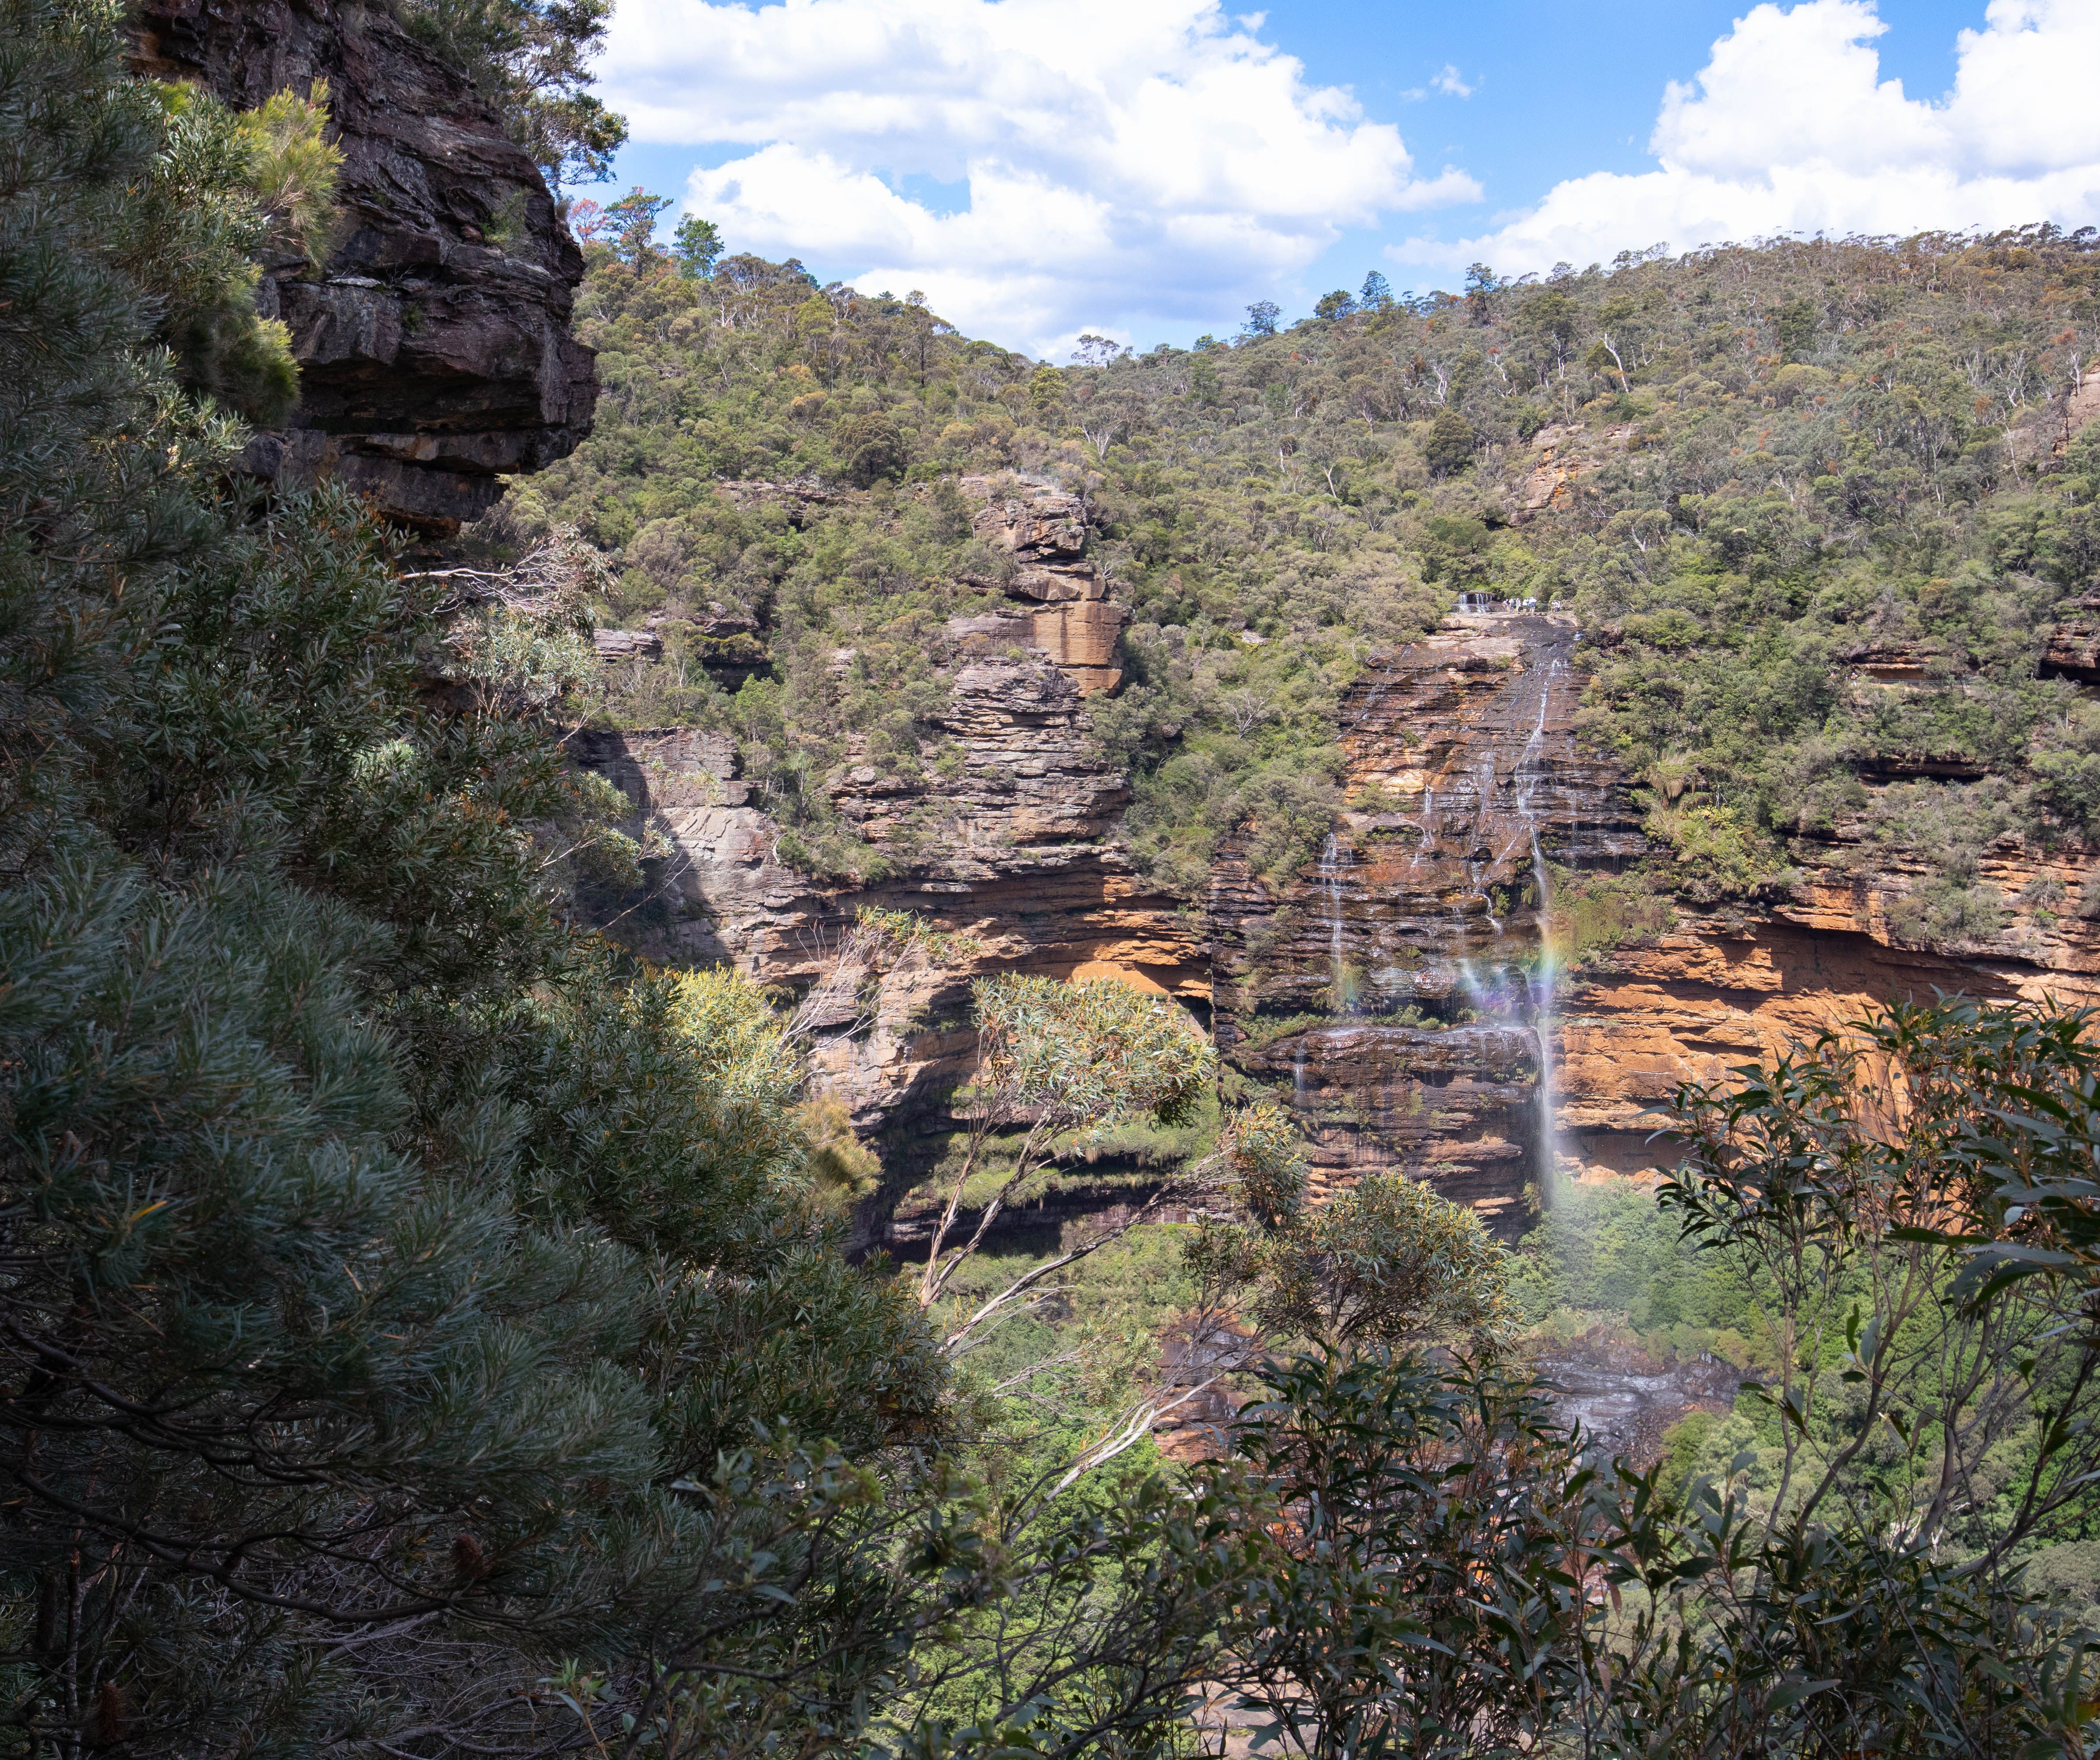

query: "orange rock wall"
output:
1559 918 2014 1177
579 599 2100 1241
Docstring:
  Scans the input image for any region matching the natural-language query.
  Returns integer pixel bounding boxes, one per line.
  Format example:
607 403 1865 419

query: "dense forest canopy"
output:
496 217 2100 926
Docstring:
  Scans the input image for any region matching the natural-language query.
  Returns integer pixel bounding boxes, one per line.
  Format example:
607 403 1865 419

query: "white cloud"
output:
1402 63 1474 101
1404 0 2100 278
598 0 1479 354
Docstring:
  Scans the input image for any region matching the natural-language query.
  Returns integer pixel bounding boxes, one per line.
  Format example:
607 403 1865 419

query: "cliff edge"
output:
132 0 597 530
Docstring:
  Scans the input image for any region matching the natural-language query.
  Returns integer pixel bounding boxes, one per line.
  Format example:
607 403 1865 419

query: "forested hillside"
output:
16 0 2100 1749
498 221 2100 924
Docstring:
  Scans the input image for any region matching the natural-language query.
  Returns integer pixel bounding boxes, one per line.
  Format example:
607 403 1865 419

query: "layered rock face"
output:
578 597 2100 1240
1557 914 2046 1180
1206 608 2100 1228
575 657 1201 1141
133 0 595 530
1562 801 2100 1181
572 449 2100 1238
568 476 1159 1169
1205 616 1642 1233
959 475 1129 693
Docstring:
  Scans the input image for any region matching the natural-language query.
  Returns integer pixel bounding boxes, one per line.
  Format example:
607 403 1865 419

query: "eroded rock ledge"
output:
577 604 2100 1247
571 658 1203 1154
133 0 596 530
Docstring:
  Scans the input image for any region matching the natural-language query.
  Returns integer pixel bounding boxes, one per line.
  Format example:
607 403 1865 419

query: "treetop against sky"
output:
593 0 2100 359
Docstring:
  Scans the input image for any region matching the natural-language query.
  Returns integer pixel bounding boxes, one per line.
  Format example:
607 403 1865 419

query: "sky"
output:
592 0 2100 361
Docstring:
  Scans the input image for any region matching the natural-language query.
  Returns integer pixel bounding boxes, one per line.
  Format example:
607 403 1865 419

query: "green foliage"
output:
1423 406 1475 475
0 7 945 1747
1511 1175 1748 1345
1195 997 2100 1760
396 0 628 184
1549 863 1677 962
798 1094 884 1203
25 4 2100 1745
918 976 1219 1324
1190 1169 1519 1355
1657 997 2100 1570
1210 1350 1600 1760
135 81 312 421
524 229 2100 921
238 79 342 265
672 209 723 277
604 182 671 261
837 407 910 485
489 249 1458 896
970 973 1215 1136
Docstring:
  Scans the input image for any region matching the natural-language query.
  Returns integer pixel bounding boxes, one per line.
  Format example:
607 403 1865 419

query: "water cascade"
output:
1515 650 1566 1192
1320 833 1351 1013
1212 609 1642 1235
1204 609 1686 1449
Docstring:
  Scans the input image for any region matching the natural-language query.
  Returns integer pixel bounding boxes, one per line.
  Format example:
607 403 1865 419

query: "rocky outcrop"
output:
132 0 595 531
1510 423 1643 525
571 657 1203 1151
1232 1023 1543 1225
2042 598 2100 683
959 475 1128 692
1557 813 2100 1178
1554 587 2100 1171
1558 913 2031 1179
566 478 1157 1193
1203 607 2100 1229
595 627 663 662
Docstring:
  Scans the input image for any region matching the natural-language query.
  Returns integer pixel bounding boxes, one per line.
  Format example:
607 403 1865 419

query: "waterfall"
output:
1277 620 1575 1228
1320 833 1355 1015
1528 824 1560 1185
1518 649 1562 1192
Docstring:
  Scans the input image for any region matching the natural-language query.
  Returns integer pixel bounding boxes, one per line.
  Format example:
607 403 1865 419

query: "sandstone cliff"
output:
570 450 2100 1249
1560 778 2100 1181
958 474 1129 693
133 0 595 530
1210 609 2100 1228
580 589 2100 1250
573 655 1199 1148
1202 616 1639 1233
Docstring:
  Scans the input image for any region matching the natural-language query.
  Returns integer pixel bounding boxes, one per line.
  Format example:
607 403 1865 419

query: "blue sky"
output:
1248 0 1977 297
594 0 2100 358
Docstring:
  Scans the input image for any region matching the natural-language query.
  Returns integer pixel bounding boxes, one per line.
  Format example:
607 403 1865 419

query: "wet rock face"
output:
1234 1024 1542 1228
1210 607 2100 1222
1207 615 1644 1235
134 0 596 531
